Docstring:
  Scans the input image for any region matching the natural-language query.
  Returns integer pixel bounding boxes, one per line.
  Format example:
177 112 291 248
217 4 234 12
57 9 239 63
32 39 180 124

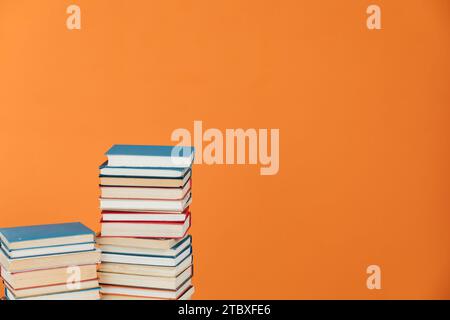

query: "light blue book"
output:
105 145 195 168
0 222 95 254
99 161 190 178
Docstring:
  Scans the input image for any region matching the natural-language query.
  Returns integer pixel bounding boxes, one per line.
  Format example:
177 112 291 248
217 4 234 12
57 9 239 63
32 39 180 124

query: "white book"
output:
101 211 188 222
100 279 193 299
100 215 190 238
5 279 100 299
99 266 193 290
95 235 186 250
101 246 192 267
100 163 190 178
100 192 191 212
6 287 101 300
99 255 193 277
100 181 191 200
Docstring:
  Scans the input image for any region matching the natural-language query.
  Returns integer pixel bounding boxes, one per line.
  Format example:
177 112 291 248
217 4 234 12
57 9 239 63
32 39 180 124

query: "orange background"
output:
1 0 450 299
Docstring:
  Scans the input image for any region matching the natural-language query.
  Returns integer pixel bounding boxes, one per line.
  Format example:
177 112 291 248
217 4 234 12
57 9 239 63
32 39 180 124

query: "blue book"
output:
0 222 95 251
99 161 190 178
105 145 195 168
101 245 192 267
100 235 192 258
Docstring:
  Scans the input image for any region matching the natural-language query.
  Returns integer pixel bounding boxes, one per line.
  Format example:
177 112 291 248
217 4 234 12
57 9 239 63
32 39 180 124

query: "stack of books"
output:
0 222 101 300
97 145 195 300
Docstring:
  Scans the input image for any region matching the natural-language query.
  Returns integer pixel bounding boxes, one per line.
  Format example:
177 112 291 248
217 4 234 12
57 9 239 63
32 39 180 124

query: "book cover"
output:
0 222 94 246
106 145 194 158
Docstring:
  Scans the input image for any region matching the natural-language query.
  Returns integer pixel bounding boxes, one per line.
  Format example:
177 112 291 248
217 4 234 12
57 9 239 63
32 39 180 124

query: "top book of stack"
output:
105 145 194 168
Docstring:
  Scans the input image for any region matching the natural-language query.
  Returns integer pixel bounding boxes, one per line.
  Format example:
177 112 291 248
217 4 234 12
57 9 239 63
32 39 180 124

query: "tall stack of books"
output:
0 222 101 300
97 145 195 300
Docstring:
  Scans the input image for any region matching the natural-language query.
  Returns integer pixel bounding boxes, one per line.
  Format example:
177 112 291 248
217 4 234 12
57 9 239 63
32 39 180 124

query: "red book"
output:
100 213 191 239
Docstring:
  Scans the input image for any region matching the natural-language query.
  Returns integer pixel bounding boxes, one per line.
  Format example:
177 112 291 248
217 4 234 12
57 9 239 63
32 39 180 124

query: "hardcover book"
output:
100 214 191 238
101 246 192 267
100 162 190 178
99 171 191 188
105 145 195 168
99 192 192 212
0 222 95 251
100 279 193 300
100 180 191 200
98 266 192 290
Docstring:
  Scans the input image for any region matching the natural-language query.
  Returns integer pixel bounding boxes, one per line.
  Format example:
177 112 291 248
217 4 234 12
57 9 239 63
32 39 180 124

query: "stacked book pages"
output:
97 145 195 300
0 222 101 300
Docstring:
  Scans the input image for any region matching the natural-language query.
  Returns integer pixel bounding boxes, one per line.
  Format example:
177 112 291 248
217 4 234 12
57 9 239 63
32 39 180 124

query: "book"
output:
99 170 191 188
1 242 95 259
0 248 101 273
105 145 195 168
4 279 100 299
5 287 101 300
1 264 98 289
99 235 191 258
177 286 194 300
100 180 191 200
100 214 191 238
99 266 192 290
100 192 191 212
101 247 192 267
101 209 189 222
99 255 193 277
100 162 190 178
96 234 187 250
0 222 94 250
100 285 194 300
100 279 193 299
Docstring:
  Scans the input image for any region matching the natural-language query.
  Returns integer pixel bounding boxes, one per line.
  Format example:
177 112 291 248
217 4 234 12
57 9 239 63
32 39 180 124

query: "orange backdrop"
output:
1 0 449 299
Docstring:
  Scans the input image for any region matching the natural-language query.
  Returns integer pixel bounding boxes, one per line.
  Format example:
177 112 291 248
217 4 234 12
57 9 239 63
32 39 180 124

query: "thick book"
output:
100 279 193 300
96 234 188 250
100 192 191 212
99 235 191 258
98 265 192 290
105 145 194 168
1 242 95 259
0 222 95 251
100 180 191 200
101 208 189 222
0 248 101 273
4 279 100 299
1 264 98 289
100 214 191 238
101 286 194 300
100 162 190 178
99 170 191 188
5 287 101 300
101 247 192 267
99 255 193 278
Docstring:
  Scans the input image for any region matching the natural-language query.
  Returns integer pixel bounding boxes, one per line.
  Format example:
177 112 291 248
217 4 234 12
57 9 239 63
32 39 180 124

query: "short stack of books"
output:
97 145 195 300
0 222 101 300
